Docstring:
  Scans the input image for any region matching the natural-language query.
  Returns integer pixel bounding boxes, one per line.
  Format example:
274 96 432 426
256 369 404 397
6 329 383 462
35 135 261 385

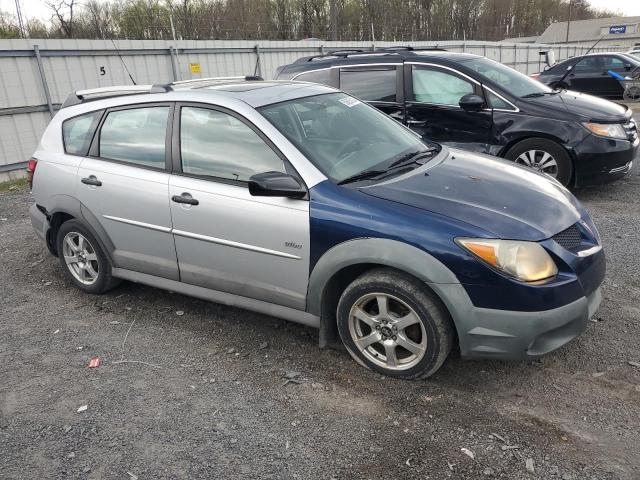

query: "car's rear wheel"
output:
56 220 118 294
504 138 573 186
337 268 454 380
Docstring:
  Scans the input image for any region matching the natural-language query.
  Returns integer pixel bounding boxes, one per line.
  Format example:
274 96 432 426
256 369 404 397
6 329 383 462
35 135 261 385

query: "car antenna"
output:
109 37 137 85
555 35 605 88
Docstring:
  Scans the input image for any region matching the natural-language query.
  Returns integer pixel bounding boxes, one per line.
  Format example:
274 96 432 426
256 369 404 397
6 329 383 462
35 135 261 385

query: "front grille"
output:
552 224 582 252
624 119 638 143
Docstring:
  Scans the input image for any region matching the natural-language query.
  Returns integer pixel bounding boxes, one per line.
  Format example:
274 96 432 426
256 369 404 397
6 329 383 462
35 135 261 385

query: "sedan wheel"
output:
62 232 100 285
515 150 559 177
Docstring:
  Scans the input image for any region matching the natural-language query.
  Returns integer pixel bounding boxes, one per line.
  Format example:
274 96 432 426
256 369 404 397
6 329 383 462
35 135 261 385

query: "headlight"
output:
582 122 627 140
456 238 558 282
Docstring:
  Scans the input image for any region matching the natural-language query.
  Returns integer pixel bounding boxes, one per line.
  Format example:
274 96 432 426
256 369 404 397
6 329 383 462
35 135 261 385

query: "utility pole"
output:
14 0 26 38
565 0 572 43
329 0 337 41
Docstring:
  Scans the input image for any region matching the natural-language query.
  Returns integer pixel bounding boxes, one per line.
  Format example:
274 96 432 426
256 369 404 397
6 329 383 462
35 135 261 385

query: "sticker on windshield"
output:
339 97 361 108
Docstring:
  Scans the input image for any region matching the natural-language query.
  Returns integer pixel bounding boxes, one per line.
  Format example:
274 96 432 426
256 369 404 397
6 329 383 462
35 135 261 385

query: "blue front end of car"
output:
309 147 605 360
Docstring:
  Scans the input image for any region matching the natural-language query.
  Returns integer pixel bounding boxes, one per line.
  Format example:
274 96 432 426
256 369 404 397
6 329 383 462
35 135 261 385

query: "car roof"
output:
288 48 481 70
187 80 338 107
60 80 339 115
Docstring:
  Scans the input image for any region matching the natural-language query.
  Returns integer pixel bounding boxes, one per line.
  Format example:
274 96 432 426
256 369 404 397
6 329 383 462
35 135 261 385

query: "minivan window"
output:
486 90 512 110
340 68 397 102
295 69 333 86
412 67 474 105
259 92 433 183
62 111 102 156
180 106 285 182
461 57 551 97
99 106 169 168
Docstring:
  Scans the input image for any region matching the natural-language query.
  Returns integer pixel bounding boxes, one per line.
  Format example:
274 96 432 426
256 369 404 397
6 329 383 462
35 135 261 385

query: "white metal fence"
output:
0 38 621 175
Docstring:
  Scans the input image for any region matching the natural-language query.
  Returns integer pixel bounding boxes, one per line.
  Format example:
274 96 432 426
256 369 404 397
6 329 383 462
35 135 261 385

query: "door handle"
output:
81 175 102 187
407 120 427 126
172 193 199 206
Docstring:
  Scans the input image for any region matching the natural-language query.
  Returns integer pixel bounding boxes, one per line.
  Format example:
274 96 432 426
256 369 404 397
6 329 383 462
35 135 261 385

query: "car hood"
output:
524 90 630 122
360 148 584 241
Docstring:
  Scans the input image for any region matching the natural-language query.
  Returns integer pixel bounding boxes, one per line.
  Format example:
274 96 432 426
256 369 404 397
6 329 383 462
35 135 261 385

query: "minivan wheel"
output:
337 268 454 380
56 220 118 294
504 138 573 186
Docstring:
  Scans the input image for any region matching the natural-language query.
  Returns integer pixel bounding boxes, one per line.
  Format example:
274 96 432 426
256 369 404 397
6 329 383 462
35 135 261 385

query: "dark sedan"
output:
534 52 640 99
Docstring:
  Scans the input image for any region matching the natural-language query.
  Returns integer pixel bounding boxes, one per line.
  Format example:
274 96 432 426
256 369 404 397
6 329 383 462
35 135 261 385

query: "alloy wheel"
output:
62 232 99 285
515 149 559 177
348 293 427 371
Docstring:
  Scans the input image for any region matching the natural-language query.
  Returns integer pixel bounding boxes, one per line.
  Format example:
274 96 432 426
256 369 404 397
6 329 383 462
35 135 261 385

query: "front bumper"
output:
574 134 638 187
432 283 601 361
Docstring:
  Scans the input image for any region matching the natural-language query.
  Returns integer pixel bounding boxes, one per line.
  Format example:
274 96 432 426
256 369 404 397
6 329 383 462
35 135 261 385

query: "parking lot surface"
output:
1 152 639 479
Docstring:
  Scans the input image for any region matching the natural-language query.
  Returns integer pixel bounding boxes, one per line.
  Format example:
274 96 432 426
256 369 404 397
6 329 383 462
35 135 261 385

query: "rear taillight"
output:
27 158 38 189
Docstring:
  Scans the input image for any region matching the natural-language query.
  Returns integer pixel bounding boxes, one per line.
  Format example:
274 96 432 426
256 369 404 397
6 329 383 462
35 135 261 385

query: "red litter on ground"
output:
87 357 102 368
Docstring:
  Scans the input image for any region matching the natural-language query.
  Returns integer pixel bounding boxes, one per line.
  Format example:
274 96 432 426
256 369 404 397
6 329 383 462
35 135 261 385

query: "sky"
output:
2 0 640 26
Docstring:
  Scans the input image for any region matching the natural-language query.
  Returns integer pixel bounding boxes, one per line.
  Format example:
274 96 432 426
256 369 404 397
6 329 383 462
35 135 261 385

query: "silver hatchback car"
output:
29 77 603 379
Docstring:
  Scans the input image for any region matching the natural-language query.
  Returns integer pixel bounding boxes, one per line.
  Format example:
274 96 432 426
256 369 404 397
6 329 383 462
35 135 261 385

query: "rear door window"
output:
62 111 102 156
339 67 398 102
98 106 169 169
573 56 602 73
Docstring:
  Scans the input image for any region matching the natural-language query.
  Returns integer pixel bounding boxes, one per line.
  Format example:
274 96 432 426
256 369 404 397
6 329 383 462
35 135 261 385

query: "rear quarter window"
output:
62 111 102 156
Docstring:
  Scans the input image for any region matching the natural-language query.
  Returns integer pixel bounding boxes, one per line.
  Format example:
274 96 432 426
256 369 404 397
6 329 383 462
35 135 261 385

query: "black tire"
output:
56 220 119 294
504 137 573 186
337 268 455 380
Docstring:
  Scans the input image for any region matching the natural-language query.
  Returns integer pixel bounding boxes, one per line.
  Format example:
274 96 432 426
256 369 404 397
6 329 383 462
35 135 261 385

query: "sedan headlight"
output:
456 238 558 282
582 122 627 140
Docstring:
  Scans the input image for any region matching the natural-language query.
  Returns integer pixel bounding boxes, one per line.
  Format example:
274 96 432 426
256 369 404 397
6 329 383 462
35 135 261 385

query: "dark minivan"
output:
275 47 638 187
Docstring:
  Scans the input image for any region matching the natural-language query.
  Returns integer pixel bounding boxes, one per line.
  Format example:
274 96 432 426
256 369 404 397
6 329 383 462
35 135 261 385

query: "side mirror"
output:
459 93 485 112
539 50 555 68
248 171 306 199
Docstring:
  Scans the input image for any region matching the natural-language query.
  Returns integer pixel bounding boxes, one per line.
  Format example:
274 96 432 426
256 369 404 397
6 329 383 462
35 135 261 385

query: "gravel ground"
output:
1 143 639 479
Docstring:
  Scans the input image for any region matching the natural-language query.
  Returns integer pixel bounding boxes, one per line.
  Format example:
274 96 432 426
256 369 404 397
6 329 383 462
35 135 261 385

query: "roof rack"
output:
61 75 264 108
298 46 448 64
375 46 447 52
61 84 170 108
171 75 263 87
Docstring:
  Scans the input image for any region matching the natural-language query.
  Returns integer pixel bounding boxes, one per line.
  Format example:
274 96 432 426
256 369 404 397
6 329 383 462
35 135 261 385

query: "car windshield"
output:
621 53 640 65
258 92 438 184
460 57 552 97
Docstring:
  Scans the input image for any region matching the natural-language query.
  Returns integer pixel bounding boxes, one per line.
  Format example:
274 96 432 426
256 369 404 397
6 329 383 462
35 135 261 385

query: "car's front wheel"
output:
337 268 454 380
56 220 119 294
504 137 573 186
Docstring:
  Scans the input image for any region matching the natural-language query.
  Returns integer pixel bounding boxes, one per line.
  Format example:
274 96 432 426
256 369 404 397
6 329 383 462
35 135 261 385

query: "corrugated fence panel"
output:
0 38 625 172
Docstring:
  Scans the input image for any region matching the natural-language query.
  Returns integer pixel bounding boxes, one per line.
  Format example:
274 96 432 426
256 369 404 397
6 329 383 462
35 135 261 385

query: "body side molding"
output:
112 268 320 328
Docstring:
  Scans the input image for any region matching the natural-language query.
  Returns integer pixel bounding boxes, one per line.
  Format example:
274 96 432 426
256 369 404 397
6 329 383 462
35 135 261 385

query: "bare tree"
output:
46 0 76 38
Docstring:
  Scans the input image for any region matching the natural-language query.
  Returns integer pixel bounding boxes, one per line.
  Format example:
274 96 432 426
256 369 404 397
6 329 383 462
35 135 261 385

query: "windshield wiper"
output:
521 91 559 98
337 148 439 186
386 148 438 170
337 168 387 185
